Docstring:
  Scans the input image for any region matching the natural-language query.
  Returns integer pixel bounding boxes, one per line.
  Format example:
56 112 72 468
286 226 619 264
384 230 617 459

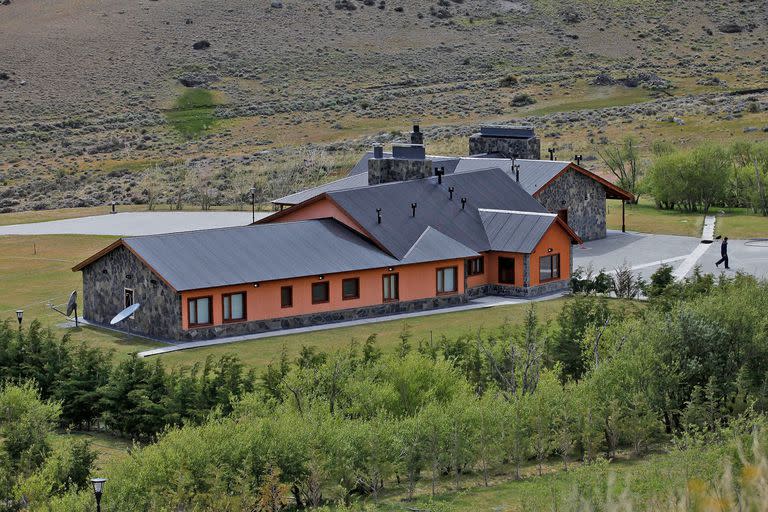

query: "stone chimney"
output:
410 124 424 145
469 125 541 159
368 143 433 185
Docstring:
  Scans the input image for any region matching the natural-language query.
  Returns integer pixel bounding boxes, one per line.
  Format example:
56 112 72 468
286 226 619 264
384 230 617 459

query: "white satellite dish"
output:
110 303 140 325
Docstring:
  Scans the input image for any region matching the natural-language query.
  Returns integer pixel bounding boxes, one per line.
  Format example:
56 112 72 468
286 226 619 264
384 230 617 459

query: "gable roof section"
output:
325 168 549 259
479 209 578 253
400 227 479 265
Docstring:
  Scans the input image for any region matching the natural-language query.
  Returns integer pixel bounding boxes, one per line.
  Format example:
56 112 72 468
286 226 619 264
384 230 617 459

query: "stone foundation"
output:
181 293 468 341
467 279 569 299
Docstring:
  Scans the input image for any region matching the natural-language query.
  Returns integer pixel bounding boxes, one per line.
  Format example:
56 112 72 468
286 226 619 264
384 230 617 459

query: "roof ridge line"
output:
400 226 433 261
478 208 557 217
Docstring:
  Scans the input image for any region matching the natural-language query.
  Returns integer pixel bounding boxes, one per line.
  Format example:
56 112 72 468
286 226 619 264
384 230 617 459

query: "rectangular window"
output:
382 273 399 302
342 278 360 300
124 288 134 308
312 282 329 304
466 257 484 276
281 286 293 308
540 254 561 282
499 257 515 284
222 292 246 322
188 296 212 326
436 267 458 294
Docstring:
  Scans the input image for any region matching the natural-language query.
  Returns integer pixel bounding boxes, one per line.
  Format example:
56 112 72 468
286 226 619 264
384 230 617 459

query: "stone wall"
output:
536 168 606 241
182 293 468 341
81 245 182 340
468 135 541 159
467 279 569 298
368 158 433 185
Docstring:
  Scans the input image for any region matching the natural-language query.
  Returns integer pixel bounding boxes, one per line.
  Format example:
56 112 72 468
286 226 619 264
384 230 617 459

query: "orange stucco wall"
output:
181 259 466 330
267 198 368 237
528 223 571 286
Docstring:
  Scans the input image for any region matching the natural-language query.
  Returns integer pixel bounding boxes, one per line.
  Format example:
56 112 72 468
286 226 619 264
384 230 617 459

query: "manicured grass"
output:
166 88 218 138
607 198 704 237
0 235 161 357
156 299 569 370
715 210 768 239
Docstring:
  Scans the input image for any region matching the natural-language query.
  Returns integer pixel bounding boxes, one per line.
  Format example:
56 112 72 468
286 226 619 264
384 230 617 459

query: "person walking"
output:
715 236 729 269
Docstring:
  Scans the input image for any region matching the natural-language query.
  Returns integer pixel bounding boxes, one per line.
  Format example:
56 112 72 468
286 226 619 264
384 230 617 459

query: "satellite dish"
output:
110 303 140 325
65 291 78 317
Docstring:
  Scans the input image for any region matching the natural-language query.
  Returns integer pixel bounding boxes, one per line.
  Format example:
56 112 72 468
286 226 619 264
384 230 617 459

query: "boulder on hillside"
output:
177 73 219 87
271 0 283 7
591 73 616 86
718 23 742 33
192 40 211 50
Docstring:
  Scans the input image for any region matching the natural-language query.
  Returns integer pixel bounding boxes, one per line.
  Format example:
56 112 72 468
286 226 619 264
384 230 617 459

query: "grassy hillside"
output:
0 0 765 211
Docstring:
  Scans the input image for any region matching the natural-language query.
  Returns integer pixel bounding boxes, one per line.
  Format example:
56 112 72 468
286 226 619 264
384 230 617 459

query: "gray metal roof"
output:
117 218 481 291
479 209 557 254
273 173 368 205
400 227 478 264
122 219 400 291
328 168 548 259
455 158 570 195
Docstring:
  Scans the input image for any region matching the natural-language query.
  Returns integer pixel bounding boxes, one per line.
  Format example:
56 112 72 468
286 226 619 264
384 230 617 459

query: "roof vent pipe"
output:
574 154 583 165
376 208 382 224
411 203 417 217
515 164 520 182
435 168 444 184
461 197 467 209
548 147 555 161
373 144 384 159
448 186 455 200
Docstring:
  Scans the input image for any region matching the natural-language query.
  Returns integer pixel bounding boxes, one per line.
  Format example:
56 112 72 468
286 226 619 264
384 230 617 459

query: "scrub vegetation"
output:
4 271 768 510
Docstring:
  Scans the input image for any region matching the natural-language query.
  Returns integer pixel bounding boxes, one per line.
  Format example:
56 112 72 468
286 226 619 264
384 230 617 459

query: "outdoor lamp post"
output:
250 186 257 223
15 310 23 328
90 478 107 512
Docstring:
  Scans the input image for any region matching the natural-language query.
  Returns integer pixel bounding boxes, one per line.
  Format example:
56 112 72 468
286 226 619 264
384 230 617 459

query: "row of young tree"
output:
0 321 256 440
602 137 768 215
27 273 768 511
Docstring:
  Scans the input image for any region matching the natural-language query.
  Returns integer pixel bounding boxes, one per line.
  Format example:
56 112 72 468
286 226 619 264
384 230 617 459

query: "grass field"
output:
165 88 218 139
715 209 768 239
607 198 704 237
52 431 132 471
155 298 571 369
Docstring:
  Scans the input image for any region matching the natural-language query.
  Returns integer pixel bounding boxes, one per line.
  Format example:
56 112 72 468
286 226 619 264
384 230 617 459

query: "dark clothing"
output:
716 240 729 269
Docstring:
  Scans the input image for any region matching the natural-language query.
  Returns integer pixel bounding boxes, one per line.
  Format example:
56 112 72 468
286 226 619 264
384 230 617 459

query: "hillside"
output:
0 0 766 211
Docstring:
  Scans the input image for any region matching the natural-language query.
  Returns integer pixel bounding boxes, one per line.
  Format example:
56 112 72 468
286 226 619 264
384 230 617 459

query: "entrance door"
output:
557 209 568 225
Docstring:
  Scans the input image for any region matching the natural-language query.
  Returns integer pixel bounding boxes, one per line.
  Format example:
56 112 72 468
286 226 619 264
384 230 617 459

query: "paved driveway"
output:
0 211 271 236
574 231 768 281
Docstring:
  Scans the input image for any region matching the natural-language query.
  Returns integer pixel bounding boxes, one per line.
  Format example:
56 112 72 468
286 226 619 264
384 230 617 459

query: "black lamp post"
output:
15 310 23 329
91 478 107 512
249 186 257 223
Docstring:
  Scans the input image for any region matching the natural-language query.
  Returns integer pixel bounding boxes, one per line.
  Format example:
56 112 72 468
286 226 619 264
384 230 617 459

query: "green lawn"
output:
52 431 132 471
165 88 218 138
155 298 570 369
715 209 768 239
607 198 704 237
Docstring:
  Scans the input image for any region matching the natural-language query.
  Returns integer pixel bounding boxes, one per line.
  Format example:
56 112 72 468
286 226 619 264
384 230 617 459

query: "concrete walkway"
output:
0 211 271 236
673 215 716 280
136 294 564 357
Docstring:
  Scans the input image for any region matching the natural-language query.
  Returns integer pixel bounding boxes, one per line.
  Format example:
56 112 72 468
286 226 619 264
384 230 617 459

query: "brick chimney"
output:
469 125 541 159
410 124 424 145
368 143 433 185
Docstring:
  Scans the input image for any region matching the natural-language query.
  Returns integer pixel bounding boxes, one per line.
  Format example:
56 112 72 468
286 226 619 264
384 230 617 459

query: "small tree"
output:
597 136 642 203
257 466 291 512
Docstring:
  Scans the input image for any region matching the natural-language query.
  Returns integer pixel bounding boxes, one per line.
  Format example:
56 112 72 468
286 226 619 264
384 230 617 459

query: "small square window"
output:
188 296 212 327
437 267 458 294
312 282 330 304
342 278 360 300
466 257 484 276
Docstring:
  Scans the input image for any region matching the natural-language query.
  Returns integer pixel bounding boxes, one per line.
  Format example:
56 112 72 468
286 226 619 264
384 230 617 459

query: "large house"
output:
273 125 633 241
73 167 581 342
